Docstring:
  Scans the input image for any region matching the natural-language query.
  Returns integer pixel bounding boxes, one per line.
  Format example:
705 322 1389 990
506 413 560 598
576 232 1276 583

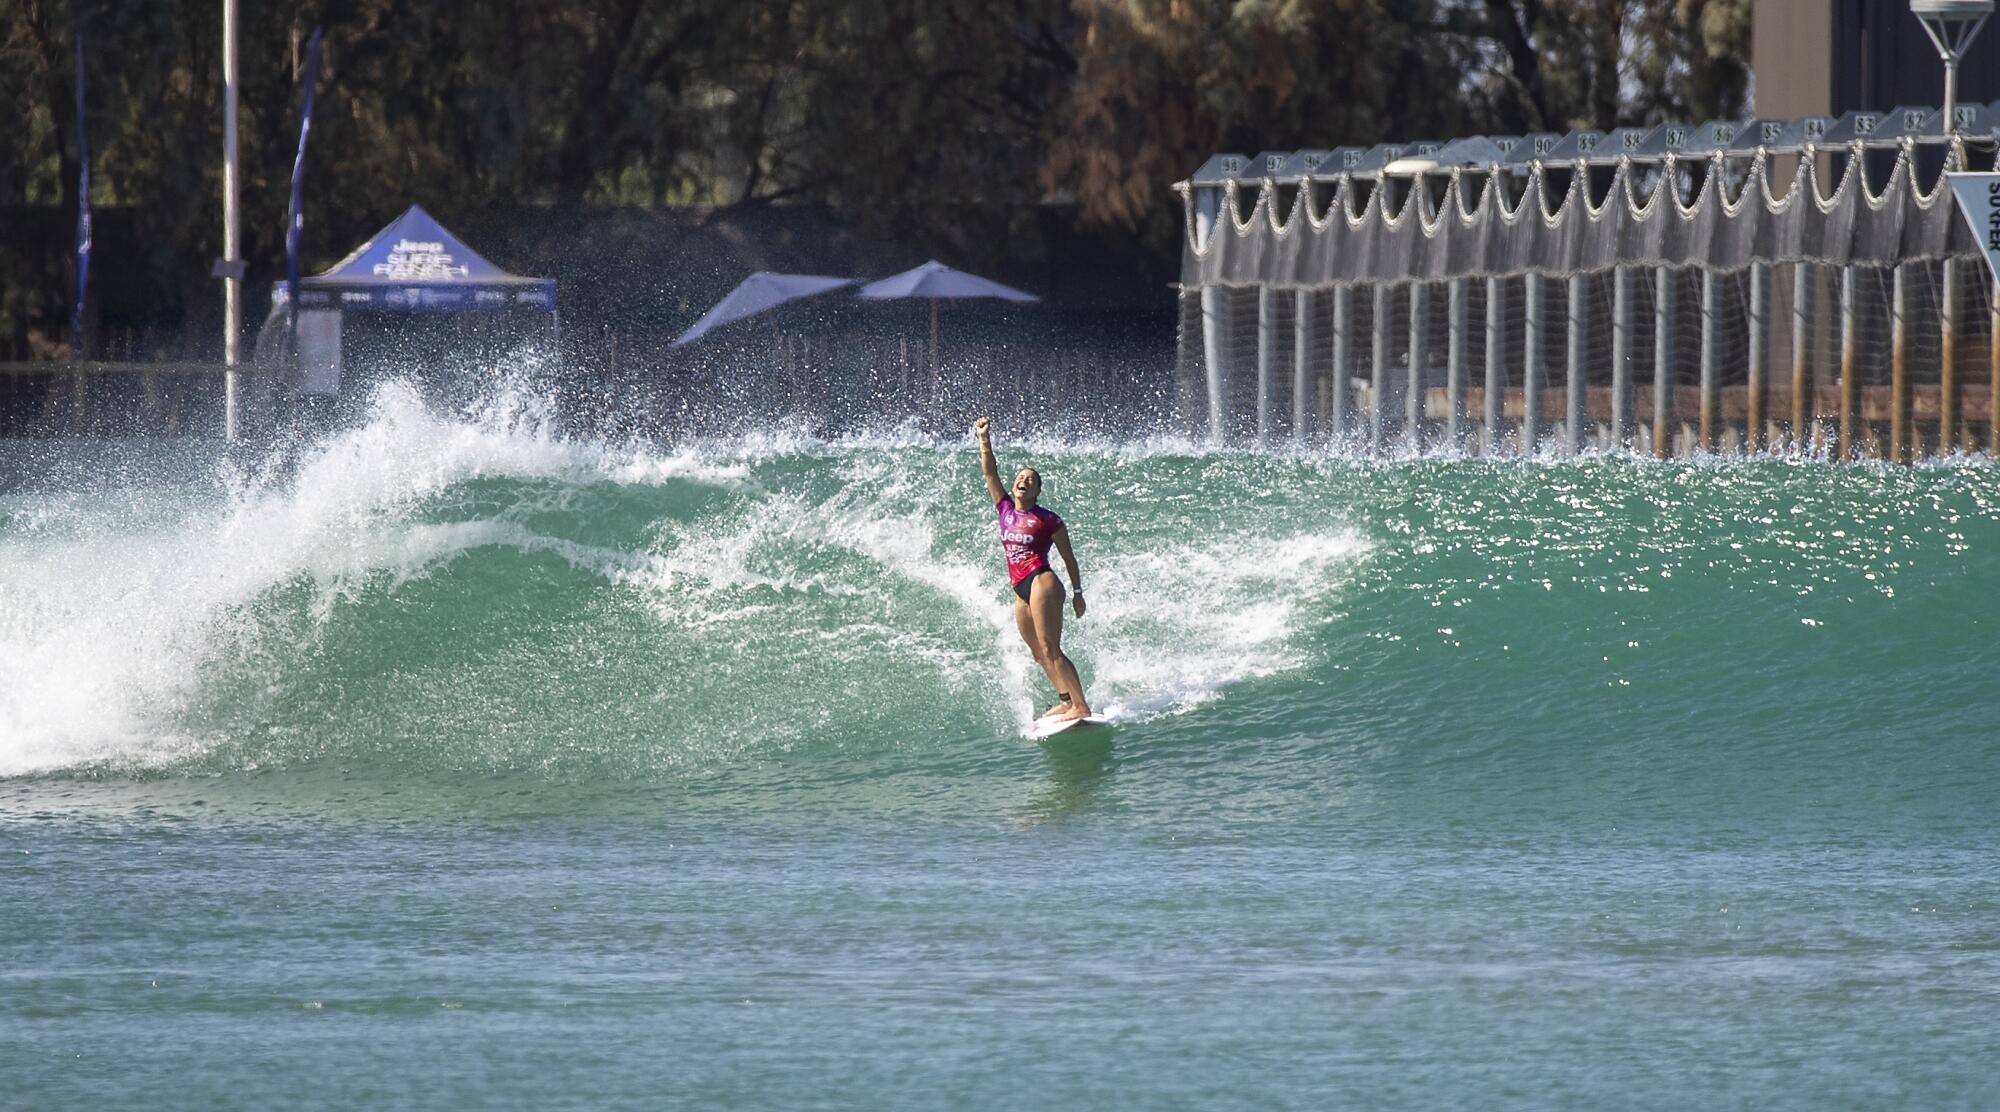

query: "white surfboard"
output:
1028 712 1113 741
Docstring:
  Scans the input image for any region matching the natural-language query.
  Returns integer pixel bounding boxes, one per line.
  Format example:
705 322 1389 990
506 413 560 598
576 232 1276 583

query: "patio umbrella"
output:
855 260 1039 367
671 271 857 348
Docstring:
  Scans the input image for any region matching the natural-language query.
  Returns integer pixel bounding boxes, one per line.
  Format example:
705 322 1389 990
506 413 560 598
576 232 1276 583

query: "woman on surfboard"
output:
974 417 1092 722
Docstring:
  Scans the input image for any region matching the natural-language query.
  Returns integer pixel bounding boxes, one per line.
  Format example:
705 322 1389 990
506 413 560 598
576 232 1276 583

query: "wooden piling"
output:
1792 263 1814 454
1484 276 1503 452
1699 270 1719 452
1447 278 1468 449
1747 263 1768 453
1612 267 1633 446
1330 286 1352 444
1839 267 1858 462
1653 268 1674 459
1371 284 1392 450
1293 290 1314 445
1407 282 1428 452
1200 287 1230 446
1256 287 1277 447
1890 264 1908 465
1523 273 1543 455
1939 259 1958 457
1566 273 1586 455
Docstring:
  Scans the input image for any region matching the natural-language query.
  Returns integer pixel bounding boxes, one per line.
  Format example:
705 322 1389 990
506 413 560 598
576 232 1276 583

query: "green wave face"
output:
4 382 1997 832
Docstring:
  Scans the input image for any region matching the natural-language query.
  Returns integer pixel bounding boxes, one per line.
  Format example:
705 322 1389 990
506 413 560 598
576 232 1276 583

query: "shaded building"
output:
1755 0 2000 117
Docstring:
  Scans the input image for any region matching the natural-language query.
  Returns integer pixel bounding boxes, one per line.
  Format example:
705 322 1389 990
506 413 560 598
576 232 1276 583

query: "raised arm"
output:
974 417 1005 504
1052 526 1086 618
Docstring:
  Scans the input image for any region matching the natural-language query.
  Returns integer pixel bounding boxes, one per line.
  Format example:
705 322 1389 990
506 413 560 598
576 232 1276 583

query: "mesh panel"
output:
1178 258 1995 458
1491 276 1526 454
1349 285 1377 450
1953 260 1999 455
1259 289 1297 446
1578 270 1624 450
1376 284 1411 451
1296 288 1331 446
1177 138 2000 458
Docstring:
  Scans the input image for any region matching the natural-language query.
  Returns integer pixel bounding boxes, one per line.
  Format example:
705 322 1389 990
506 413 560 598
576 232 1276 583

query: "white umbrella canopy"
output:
671 272 857 348
856 260 1039 303
856 261 1040 368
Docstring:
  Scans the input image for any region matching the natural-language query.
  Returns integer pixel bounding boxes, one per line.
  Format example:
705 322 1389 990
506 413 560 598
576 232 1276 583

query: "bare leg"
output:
1014 593 1068 716
1028 572 1090 718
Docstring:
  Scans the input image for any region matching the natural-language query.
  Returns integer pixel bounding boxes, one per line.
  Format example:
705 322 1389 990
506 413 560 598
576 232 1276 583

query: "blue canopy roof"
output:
271 204 556 313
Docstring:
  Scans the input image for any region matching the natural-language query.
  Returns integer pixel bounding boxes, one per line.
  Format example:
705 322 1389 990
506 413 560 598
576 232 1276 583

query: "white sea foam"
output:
0 381 748 776
618 443 1368 735
1082 529 1369 723
619 452 1042 733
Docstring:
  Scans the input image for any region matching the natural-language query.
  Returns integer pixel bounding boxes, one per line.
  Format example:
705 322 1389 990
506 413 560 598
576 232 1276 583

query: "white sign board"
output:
1947 172 2000 285
297 309 343 395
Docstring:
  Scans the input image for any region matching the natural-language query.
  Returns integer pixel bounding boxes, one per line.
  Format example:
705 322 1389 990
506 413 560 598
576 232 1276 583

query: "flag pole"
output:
72 29 90 362
221 0 241 441
286 28 324 359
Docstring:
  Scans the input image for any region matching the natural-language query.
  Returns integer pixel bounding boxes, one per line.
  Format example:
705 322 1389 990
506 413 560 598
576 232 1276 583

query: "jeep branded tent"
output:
259 205 557 394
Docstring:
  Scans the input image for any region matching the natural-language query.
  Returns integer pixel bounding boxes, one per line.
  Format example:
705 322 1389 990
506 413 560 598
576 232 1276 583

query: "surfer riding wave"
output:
974 417 1092 722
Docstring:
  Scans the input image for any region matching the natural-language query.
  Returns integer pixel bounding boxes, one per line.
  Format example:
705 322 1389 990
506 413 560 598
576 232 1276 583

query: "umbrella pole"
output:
930 300 940 375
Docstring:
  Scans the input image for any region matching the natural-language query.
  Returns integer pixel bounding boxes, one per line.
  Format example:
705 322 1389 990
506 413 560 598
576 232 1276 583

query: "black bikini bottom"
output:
1012 568 1062 605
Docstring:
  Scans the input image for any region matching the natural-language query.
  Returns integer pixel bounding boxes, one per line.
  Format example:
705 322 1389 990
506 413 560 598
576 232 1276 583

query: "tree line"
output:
1 0 1749 356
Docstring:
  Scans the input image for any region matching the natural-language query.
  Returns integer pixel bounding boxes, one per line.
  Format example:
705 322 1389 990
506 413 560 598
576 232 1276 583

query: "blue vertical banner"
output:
286 27 324 339
72 29 90 359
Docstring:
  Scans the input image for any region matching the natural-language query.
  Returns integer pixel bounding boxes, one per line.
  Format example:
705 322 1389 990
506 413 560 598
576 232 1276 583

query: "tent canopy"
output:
272 204 556 313
857 260 1038 303
671 272 856 347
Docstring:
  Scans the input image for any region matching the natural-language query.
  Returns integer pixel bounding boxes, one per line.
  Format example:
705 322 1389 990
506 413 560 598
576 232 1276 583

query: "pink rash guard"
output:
996 497 1065 586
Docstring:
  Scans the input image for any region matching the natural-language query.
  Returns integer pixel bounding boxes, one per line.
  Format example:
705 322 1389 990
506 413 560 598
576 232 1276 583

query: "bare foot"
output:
1042 700 1070 719
1061 704 1093 721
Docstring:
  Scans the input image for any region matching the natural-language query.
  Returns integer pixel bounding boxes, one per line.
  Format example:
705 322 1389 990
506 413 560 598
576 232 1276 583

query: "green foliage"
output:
1046 0 1479 226
0 0 1750 349
1436 0 1752 134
